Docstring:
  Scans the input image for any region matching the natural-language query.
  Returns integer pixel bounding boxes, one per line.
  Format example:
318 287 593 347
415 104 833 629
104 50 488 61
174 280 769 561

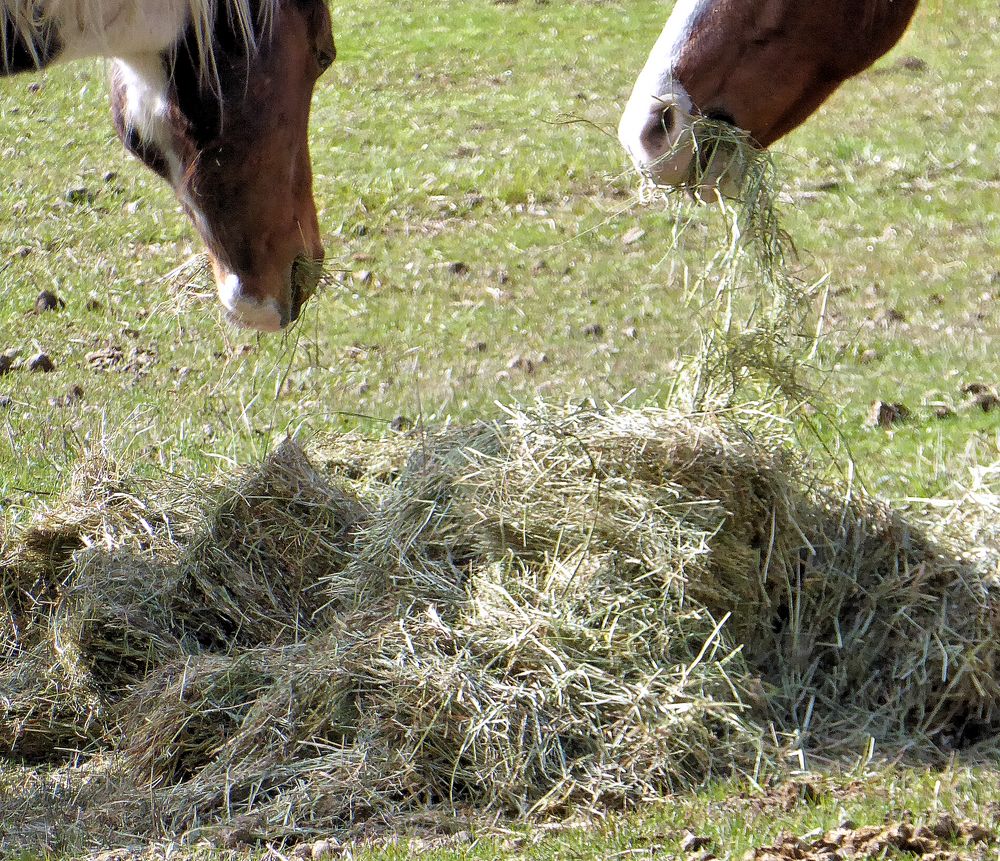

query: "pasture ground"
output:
2 0 999 857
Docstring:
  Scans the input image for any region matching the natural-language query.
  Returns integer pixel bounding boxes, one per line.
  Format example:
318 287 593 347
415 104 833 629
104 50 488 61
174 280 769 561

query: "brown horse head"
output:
111 0 335 330
619 0 920 188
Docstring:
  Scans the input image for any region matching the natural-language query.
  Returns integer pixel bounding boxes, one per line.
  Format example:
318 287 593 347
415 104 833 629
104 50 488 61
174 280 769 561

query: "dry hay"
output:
635 118 819 413
3 402 1000 850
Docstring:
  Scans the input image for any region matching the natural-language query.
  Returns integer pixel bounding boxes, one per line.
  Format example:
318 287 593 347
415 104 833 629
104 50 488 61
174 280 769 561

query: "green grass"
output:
14 766 995 860
1 0 997 511
351 767 1000 861
2 0 1000 856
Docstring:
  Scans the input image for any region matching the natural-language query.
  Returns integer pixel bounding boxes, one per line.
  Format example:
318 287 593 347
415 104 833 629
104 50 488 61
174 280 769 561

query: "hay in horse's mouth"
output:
289 279 304 324
687 116 756 194
290 255 323 323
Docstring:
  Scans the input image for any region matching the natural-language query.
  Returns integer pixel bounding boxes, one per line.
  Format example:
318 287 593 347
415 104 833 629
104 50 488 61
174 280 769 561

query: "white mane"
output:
0 0 276 76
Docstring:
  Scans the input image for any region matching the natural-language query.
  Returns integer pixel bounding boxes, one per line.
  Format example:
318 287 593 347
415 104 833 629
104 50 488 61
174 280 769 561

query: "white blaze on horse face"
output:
115 54 182 183
115 55 216 261
219 273 285 332
618 0 712 185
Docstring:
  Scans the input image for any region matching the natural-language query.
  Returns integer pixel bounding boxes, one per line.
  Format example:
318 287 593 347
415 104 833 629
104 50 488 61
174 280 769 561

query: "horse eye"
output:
316 49 334 71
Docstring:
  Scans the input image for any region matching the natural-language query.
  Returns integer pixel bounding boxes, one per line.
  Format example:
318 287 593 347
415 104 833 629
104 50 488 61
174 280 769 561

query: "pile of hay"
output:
2 403 1000 850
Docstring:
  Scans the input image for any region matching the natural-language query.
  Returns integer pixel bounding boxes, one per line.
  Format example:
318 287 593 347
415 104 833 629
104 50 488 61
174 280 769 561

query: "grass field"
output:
1 0 996 509
289 768 1000 860
2 0 999 856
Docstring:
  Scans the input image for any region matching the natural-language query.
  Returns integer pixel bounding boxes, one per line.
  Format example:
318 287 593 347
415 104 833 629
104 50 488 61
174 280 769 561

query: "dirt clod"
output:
962 382 991 397
867 400 910 427
961 383 1000 412
681 832 712 852
28 352 55 372
747 818 994 861
389 414 413 432
896 55 929 72
50 384 84 407
509 354 536 374
86 347 124 369
973 392 1000 412
65 186 94 204
932 814 958 840
959 821 991 844
34 290 64 313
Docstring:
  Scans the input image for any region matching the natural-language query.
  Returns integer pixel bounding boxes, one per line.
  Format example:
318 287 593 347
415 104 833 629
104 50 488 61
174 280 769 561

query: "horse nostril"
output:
660 105 675 134
705 110 737 127
639 105 676 156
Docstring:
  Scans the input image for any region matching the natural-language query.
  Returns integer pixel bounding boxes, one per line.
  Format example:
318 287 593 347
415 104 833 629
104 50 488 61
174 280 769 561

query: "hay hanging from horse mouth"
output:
3 402 1000 848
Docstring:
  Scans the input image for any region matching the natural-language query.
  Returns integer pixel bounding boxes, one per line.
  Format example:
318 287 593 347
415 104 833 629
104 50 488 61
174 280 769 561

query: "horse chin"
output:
684 121 748 203
215 270 287 332
640 140 695 187
640 144 744 203
632 124 746 201
222 302 286 333
689 150 745 203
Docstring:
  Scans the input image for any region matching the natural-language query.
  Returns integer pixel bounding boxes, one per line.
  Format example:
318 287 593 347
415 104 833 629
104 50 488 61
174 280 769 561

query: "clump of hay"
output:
638 117 819 412
1 444 363 759
2 404 1000 849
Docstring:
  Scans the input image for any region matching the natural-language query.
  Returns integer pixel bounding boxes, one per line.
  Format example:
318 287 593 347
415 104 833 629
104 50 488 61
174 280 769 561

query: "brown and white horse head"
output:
110 0 334 330
620 0 920 190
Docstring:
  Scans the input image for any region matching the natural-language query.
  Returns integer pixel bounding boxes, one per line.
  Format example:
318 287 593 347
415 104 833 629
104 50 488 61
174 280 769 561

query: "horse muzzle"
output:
618 89 697 187
619 85 749 198
215 257 322 332
217 272 286 332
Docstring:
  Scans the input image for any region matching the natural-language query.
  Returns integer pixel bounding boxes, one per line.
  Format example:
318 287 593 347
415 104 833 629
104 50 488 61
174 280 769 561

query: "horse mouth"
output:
288 256 321 325
289 279 305 325
688 112 750 197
